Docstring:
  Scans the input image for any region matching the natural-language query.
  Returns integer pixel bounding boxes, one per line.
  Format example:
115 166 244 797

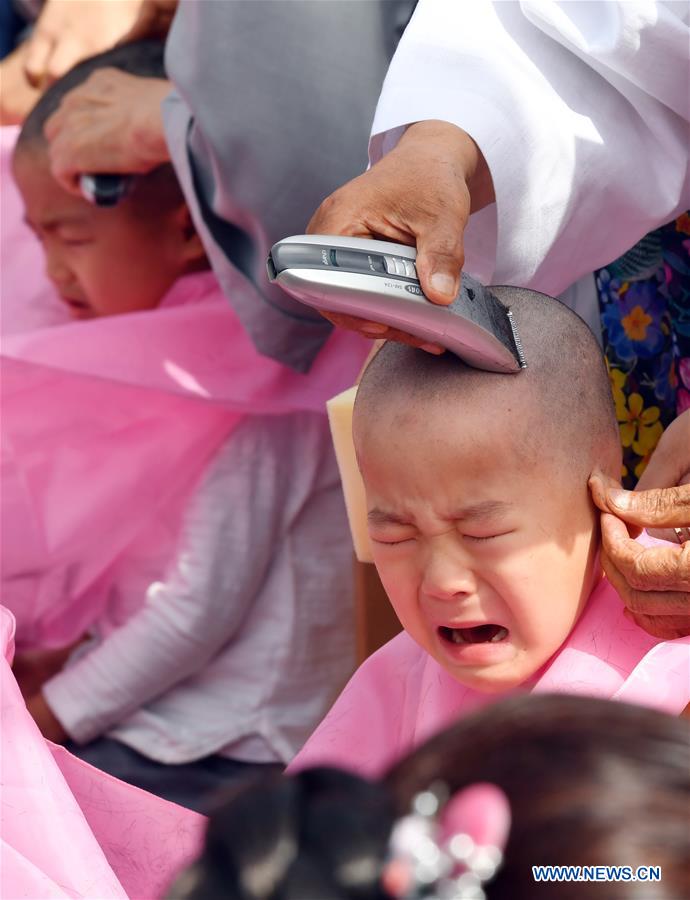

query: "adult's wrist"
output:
132 77 173 170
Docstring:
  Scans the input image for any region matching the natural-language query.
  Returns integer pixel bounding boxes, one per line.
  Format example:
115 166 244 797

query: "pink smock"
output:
1 605 205 898
0 125 369 650
290 563 690 777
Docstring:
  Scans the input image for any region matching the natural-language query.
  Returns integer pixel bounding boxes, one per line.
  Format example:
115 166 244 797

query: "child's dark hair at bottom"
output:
168 695 689 900
171 768 394 900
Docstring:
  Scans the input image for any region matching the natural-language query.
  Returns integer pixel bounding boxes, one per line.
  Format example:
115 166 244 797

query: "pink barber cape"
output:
0 126 369 649
0 605 205 898
290 564 690 778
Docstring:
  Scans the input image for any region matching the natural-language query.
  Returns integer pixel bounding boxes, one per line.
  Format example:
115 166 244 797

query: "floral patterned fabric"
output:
596 213 690 487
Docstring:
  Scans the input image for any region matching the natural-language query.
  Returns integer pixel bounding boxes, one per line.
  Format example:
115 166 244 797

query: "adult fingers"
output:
319 311 444 354
622 608 690 641
309 179 467 307
414 211 466 306
23 31 54 88
603 547 690 640
45 113 108 194
602 549 690 616
589 471 621 512
606 484 690 529
629 412 689 540
47 120 146 195
320 311 388 338
25 25 88 87
44 71 170 193
590 471 690 528
309 120 478 310
601 513 690 592
0 46 41 125
588 472 642 538
42 74 111 193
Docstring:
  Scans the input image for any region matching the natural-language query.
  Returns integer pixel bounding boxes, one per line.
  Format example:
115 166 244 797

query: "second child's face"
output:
356 398 600 693
13 146 188 319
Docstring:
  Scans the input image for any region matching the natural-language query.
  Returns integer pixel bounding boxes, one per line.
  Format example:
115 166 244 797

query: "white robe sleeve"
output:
369 0 690 295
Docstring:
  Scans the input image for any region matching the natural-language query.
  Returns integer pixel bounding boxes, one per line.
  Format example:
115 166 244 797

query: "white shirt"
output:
43 412 355 765
369 0 690 328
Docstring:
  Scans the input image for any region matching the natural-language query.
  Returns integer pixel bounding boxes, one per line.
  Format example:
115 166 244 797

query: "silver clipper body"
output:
267 235 526 373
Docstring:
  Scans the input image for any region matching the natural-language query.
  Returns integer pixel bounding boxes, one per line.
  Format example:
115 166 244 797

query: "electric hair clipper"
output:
267 235 526 373
79 174 133 207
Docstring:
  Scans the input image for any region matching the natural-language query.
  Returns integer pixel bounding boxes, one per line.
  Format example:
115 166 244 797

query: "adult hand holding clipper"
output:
268 235 525 373
44 66 171 197
307 120 494 351
589 411 690 640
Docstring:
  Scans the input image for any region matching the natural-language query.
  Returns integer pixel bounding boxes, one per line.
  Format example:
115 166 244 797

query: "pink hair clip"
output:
382 782 511 899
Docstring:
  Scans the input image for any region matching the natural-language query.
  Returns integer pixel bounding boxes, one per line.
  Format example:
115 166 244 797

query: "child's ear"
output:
172 204 209 269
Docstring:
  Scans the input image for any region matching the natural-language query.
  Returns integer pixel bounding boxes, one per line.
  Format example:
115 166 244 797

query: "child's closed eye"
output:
463 530 515 543
370 532 416 547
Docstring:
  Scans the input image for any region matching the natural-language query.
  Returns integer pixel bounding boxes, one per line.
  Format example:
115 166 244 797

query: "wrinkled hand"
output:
44 68 171 194
23 0 144 89
589 413 690 638
307 119 494 351
595 511 689 639
119 0 179 42
26 692 68 743
0 44 41 125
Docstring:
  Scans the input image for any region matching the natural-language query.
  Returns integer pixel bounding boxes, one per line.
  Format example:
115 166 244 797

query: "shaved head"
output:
353 288 620 692
354 288 620 482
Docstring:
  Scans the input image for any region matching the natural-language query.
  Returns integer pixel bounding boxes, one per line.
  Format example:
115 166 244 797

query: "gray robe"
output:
164 0 415 372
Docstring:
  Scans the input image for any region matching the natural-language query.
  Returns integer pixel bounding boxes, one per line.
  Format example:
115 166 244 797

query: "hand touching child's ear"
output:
589 413 690 640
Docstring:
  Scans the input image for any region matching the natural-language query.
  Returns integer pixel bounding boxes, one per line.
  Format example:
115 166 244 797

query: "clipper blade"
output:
506 308 527 369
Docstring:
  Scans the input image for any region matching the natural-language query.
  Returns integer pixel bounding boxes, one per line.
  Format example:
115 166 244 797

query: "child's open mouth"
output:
436 623 513 668
60 297 91 317
439 624 509 645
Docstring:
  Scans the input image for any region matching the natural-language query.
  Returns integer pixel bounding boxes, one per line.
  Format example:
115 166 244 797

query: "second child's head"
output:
12 41 207 320
353 289 621 692
170 696 690 900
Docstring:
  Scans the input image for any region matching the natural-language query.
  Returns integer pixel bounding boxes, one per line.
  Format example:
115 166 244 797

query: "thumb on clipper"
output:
415 224 465 306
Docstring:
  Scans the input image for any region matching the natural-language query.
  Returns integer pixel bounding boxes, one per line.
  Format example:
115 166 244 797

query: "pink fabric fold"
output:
1 125 369 649
290 558 690 778
0 605 205 899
